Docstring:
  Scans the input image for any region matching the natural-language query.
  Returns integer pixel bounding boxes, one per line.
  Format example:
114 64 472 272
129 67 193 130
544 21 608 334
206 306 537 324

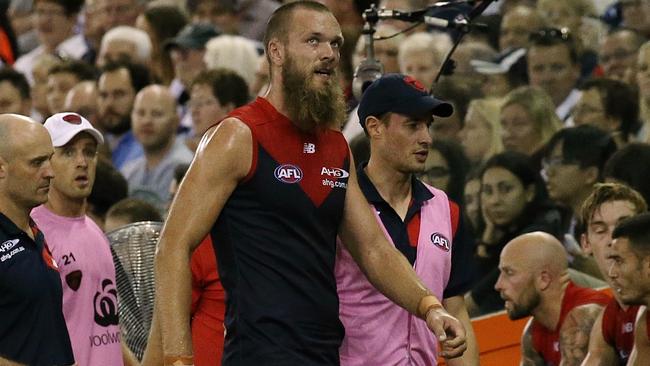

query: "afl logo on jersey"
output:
430 233 450 251
274 164 303 183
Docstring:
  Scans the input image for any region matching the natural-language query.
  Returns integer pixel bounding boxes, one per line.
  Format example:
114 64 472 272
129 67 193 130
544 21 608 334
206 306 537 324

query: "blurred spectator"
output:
187 0 278 41
45 59 96 114
468 151 563 315
203 35 258 89
430 77 479 143
187 68 250 152
164 23 220 132
459 97 503 170
104 198 163 233
97 61 150 169
13 0 85 84
463 169 482 233
500 86 562 162
419 139 470 205
443 40 497 98
398 31 453 91
9 0 38 55
599 29 646 85
87 157 128 230
620 0 650 38
77 0 105 64
638 41 650 140
251 55 269 97
135 4 188 85
29 53 59 121
95 0 142 32
121 85 193 211
527 27 581 121
604 143 650 206
498 5 545 52
542 125 618 240
64 81 100 129
537 0 605 56
96 26 153 68
574 78 640 146
470 47 528 98
0 68 31 115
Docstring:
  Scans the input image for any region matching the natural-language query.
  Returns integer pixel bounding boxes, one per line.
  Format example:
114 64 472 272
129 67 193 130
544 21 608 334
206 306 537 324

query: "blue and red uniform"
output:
531 282 610 366
211 97 350 365
601 298 639 364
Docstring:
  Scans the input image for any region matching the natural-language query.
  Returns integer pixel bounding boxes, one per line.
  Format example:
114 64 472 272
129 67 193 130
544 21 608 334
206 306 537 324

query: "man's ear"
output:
267 38 285 67
536 269 552 292
580 232 593 255
364 116 383 139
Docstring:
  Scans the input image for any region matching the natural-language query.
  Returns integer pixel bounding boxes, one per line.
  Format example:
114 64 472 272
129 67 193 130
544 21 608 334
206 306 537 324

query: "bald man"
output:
120 85 193 211
495 232 609 366
0 114 75 365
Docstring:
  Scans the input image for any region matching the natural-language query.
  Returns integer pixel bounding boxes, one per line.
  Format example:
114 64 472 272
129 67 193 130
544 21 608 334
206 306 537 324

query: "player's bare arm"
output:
154 117 252 360
559 304 605 366
521 319 547 366
580 309 619 366
443 295 479 365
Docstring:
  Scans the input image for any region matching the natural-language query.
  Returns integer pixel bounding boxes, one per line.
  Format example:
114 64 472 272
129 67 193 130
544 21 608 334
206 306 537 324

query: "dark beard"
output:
104 115 131 136
507 289 541 320
281 58 346 134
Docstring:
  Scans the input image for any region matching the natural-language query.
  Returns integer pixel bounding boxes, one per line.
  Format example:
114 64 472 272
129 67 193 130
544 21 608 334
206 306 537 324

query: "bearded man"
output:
151 1 467 366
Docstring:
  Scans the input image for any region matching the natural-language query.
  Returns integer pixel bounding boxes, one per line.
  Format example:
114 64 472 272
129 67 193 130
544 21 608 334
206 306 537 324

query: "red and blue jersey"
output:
211 97 350 365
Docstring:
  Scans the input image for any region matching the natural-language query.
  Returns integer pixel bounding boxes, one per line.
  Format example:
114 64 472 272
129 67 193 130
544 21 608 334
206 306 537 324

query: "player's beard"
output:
506 287 541 320
281 56 346 134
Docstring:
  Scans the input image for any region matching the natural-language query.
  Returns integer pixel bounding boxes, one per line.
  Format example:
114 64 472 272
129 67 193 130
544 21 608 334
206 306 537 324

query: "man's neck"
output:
45 190 86 218
145 137 175 170
0 195 32 234
366 158 413 219
532 278 570 330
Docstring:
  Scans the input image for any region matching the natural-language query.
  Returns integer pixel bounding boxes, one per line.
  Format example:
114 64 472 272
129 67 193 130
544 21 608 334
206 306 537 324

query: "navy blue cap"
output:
357 74 454 128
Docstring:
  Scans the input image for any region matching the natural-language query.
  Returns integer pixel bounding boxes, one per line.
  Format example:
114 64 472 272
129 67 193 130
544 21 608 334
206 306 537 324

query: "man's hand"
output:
425 306 467 358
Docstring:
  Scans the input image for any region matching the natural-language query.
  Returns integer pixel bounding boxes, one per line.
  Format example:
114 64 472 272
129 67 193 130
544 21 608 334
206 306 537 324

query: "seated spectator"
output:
88 157 129 230
604 143 650 206
459 97 503 170
430 77 479 143
573 78 640 147
398 31 452 91
13 0 85 84
96 26 153 68
638 41 650 141
468 151 563 315
203 35 259 90
500 86 562 166
495 232 609 365
619 0 650 39
527 27 581 121
419 139 470 205
97 61 151 169
121 85 194 211
542 125 618 241
579 183 647 365
135 4 188 85
463 169 482 234
187 69 250 152
0 68 31 115
470 47 528 98
104 198 163 233
498 5 545 52
30 53 59 122
45 59 96 114
599 29 645 85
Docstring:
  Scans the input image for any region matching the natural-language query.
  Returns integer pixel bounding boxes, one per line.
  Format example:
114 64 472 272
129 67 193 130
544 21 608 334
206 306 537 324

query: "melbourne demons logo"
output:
274 164 303 183
430 233 450 252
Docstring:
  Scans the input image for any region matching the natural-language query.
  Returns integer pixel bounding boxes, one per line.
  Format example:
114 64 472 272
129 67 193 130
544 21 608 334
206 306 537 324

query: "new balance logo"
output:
303 143 316 154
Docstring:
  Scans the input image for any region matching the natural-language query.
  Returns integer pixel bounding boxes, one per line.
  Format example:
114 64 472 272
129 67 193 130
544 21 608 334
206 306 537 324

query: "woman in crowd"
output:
459 97 503 171
466 151 563 315
419 139 470 206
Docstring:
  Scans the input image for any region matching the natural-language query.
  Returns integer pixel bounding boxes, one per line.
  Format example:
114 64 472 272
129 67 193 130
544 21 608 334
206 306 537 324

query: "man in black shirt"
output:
0 113 75 365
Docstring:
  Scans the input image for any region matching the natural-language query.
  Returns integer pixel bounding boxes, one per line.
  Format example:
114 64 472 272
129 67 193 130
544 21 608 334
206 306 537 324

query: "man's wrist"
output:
417 294 443 320
164 355 194 366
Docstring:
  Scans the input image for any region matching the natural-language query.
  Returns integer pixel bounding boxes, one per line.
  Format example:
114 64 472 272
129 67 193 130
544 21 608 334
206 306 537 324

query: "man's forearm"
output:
444 296 479 365
154 243 194 360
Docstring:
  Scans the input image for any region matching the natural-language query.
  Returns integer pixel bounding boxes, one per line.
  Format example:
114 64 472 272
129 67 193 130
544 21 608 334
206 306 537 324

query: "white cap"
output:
470 48 527 75
43 112 104 147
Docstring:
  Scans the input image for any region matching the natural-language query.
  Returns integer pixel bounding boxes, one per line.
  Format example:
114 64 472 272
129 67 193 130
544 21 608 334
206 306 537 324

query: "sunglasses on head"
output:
529 27 572 43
